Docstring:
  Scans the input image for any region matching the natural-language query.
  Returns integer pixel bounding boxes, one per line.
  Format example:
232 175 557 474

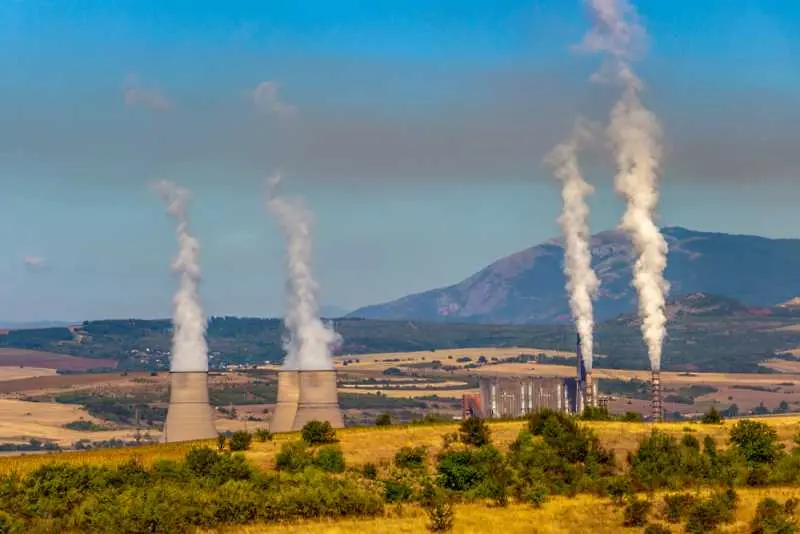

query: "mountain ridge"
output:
349 227 800 324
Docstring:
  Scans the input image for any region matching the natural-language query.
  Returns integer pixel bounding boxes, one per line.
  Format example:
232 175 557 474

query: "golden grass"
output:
3 415 797 476
0 367 57 381
225 487 800 533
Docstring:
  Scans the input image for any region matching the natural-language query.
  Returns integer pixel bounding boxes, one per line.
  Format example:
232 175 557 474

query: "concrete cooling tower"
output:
270 369 343 432
164 371 217 443
270 370 300 433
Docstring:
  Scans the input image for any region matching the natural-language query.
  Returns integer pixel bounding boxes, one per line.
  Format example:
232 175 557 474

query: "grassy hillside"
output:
1 415 800 533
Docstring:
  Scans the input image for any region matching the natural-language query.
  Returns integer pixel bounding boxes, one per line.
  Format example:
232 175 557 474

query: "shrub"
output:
301 421 338 445
254 429 272 442
662 493 696 523
383 479 413 503
362 463 378 480
425 500 454 532
394 446 427 470
376 413 392 426
458 417 491 447
185 447 221 477
750 498 799 534
275 441 314 472
580 406 613 420
682 433 701 451
229 431 253 452
623 498 651 527
701 406 723 424
525 482 548 508
216 433 227 452
685 489 738 534
314 445 345 473
643 525 670 534
437 445 503 492
620 411 643 422
729 420 782 465
605 476 633 505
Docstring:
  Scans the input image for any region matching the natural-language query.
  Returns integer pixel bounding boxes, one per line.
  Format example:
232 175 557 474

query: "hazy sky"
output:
2 0 799 321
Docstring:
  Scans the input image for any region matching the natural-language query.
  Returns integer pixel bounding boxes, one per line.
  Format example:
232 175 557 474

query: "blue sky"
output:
1 0 799 321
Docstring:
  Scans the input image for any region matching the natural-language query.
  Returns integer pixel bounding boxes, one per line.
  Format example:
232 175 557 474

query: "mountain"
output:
319 305 350 318
349 227 800 324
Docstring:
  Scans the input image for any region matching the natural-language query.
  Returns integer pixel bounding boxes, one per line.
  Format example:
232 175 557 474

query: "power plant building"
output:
475 375 598 418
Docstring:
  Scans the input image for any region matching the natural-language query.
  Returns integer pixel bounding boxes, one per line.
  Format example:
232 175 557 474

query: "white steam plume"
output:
154 181 209 372
267 174 340 370
582 0 669 371
546 121 599 372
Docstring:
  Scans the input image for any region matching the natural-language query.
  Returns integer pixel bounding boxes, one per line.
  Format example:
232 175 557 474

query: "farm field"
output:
0 348 116 370
235 487 800 534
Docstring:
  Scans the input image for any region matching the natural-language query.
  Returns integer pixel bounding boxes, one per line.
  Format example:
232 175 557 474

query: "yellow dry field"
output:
0 367 57 381
333 347 576 372
0 399 144 446
339 388 476 399
227 488 800 534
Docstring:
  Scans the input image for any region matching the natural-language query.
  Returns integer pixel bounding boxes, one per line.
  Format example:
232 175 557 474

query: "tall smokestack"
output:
576 333 594 409
155 181 217 442
267 175 344 431
581 0 669 385
547 122 599 412
651 370 663 421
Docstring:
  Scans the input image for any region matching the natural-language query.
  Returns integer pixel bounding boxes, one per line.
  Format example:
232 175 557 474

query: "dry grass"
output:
0 399 148 446
225 487 800 533
0 367 57 381
0 348 117 371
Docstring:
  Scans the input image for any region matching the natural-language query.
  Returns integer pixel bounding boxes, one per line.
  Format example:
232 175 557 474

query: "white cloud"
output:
123 76 173 112
252 81 295 116
24 255 46 269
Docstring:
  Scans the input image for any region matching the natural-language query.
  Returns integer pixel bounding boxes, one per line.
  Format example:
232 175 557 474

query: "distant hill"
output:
349 227 800 324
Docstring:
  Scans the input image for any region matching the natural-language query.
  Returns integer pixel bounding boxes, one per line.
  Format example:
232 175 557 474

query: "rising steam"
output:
267 174 340 370
546 122 599 372
155 181 209 372
582 0 669 370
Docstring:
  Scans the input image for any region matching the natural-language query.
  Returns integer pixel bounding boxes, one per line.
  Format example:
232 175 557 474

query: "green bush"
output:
750 498 799 534
524 482 548 508
254 429 272 442
701 406 723 424
314 445 345 473
362 463 378 480
394 446 427 470
376 413 392 426
643 525 670 534
229 431 253 452
620 411 643 422
685 489 738 534
458 417 491 447
301 421 338 445
623 498 651 527
425 499 454 532
662 493 696 523
383 479 413 503
216 433 227 452
275 441 314 473
729 420 782 465
580 406 613 420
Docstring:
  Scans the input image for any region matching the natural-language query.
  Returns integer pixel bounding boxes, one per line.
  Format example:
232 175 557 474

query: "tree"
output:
776 400 790 414
376 413 392 426
458 417 491 447
701 406 723 424
301 420 338 445
724 403 740 417
229 431 252 452
729 420 782 465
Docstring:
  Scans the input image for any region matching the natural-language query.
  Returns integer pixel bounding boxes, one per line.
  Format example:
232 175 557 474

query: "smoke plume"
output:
582 0 669 370
155 181 209 372
267 174 340 370
546 121 599 372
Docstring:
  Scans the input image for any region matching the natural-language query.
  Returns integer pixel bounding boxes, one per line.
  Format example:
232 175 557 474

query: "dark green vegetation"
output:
5 292 800 373
663 385 719 405
1 416 800 532
350 227 800 324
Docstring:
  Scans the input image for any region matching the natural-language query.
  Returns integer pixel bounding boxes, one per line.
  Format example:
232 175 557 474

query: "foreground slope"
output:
350 227 800 324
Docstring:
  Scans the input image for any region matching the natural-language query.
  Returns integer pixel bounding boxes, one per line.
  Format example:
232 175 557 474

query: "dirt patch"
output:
0 348 116 371
0 367 57 382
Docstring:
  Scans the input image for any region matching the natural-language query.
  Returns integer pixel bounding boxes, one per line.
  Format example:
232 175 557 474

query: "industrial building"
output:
164 370 218 443
463 334 601 419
